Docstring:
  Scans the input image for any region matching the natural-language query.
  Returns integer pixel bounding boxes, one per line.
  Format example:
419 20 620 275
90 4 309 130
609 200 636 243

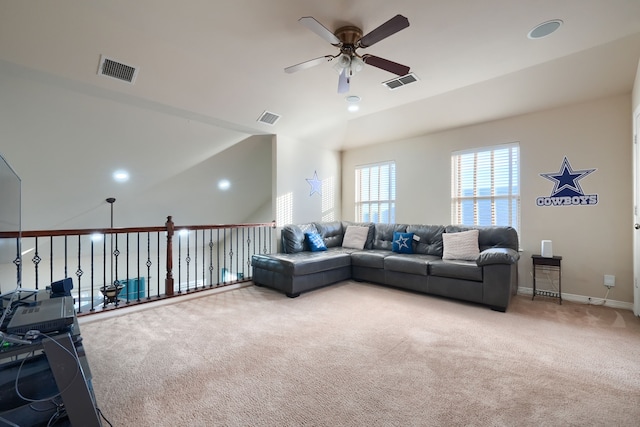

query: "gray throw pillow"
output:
342 226 369 250
442 229 480 261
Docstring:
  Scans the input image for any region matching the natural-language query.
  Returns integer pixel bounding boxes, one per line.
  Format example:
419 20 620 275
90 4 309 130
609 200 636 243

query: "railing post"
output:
165 216 174 296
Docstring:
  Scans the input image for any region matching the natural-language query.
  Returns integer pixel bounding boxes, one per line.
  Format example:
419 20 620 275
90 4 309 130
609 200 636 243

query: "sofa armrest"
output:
476 248 519 266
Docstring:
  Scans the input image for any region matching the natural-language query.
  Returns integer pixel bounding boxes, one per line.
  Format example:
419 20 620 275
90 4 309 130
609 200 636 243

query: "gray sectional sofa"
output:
251 221 520 312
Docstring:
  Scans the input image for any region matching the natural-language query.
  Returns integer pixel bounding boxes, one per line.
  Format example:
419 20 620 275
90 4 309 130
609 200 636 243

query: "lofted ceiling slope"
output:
0 0 639 152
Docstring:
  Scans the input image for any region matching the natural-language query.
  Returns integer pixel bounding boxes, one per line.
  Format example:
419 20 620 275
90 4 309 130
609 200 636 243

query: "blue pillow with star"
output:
392 231 414 254
305 232 327 252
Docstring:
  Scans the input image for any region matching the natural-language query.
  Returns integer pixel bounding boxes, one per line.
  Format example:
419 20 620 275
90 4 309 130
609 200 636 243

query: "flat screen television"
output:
0 153 21 292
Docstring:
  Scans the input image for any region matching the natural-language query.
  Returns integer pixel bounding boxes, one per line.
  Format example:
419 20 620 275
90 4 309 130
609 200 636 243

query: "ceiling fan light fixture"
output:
333 54 351 73
351 56 365 74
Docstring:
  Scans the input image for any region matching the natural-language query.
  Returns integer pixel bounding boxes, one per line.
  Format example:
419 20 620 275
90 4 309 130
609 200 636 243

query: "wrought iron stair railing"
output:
0 217 275 315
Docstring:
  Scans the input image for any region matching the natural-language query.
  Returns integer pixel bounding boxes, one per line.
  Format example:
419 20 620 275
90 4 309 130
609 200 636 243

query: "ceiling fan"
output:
285 14 411 93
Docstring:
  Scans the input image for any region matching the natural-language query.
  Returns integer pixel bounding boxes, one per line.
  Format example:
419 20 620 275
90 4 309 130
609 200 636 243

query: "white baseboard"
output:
517 286 634 311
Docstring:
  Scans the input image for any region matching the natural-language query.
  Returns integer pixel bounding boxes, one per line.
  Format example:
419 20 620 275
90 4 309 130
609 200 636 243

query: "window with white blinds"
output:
451 143 520 231
355 161 396 224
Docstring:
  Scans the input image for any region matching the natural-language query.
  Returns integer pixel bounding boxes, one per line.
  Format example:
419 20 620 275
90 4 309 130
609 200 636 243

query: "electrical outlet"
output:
604 274 615 287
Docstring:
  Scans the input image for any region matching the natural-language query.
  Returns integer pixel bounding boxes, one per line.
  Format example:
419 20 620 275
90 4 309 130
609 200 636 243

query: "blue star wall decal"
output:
540 157 596 198
306 171 322 196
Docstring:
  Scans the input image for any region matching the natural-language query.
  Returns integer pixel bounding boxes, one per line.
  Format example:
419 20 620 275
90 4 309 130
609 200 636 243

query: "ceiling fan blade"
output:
285 56 333 74
337 69 349 93
299 16 341 45
358 14 410 48
362 55 410 76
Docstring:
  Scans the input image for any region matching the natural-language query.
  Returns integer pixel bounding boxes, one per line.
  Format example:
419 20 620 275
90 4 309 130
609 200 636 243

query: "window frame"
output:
355 160 396 224
451 142 520 231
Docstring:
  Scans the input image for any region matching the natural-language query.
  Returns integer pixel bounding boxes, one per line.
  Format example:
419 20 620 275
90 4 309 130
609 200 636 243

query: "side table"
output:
532 255 562 304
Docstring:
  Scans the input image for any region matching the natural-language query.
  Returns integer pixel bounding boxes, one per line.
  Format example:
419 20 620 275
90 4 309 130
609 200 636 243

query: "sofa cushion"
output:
342 225 370 249
305 232 327 252
373 224 408 251
429 259 483 282
251 250 351 276
442 229 480 261
407 224 445 256
350 250 392 269
392 231 414 254
384 254 438 276
281 223 319 253
315 221 344 248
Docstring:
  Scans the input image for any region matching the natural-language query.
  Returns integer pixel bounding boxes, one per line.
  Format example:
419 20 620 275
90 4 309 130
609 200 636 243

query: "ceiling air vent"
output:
98 55 139 84
257 110 281 126
382 72 419 90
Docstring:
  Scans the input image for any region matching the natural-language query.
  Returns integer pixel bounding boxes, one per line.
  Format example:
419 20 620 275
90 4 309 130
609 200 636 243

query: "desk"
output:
0 292 102 426
532 255 562 304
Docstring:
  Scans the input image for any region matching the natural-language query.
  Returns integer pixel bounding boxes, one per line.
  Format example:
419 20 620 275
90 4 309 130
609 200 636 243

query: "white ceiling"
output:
1 0 640 152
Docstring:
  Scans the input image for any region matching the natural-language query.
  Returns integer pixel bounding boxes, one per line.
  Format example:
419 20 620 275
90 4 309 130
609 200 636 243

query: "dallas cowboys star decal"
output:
306 171 322 197
540 157 595 198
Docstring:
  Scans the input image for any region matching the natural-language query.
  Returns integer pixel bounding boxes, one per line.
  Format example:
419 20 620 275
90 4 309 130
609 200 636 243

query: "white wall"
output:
633 58 640 111
342 94 633 304
274 135 341 227
0 59 271 230
126 134 273 227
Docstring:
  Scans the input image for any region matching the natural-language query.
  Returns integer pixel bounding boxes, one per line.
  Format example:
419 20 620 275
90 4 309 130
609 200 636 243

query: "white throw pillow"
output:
442 229 480 261
342 226 369 250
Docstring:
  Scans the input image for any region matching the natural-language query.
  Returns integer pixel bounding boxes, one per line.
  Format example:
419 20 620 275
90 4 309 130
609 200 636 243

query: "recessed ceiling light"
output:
528 19 563 39
346 95 361 112
218 179 231 191
113 170 130 182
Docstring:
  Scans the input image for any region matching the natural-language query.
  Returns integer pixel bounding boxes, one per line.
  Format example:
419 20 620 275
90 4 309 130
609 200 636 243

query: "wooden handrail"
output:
173 222 276 231
0 221 276 239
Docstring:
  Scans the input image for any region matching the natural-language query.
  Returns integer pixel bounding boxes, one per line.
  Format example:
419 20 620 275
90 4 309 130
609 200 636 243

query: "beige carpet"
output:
79 281 640 427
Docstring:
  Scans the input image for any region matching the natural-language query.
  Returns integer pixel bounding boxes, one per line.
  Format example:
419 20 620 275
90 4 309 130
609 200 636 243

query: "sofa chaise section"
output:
252 250 352 297
252 221 357 297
